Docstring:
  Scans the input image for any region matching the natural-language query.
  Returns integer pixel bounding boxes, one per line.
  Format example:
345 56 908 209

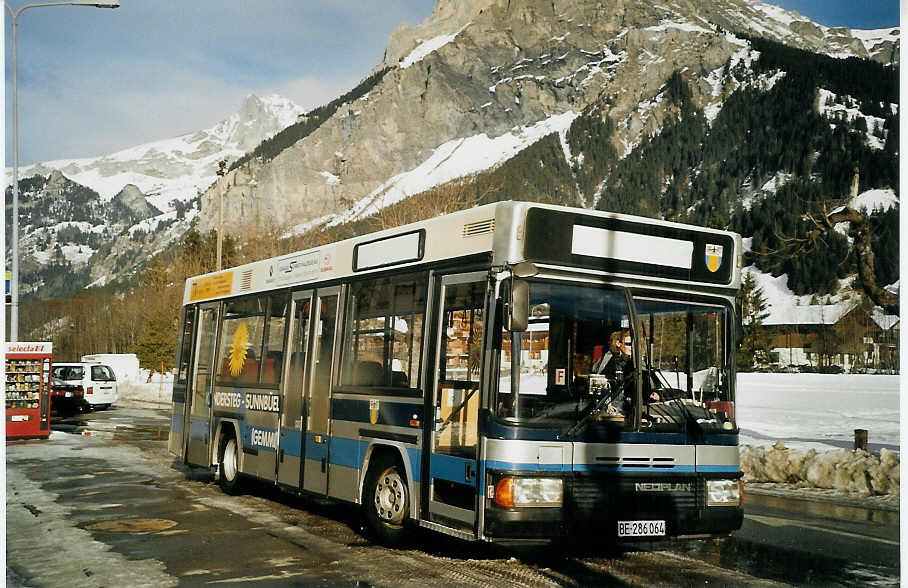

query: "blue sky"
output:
773 0 900 29
3 0 900 166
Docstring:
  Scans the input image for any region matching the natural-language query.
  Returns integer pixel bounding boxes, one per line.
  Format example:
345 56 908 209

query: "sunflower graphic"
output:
228 322 249 376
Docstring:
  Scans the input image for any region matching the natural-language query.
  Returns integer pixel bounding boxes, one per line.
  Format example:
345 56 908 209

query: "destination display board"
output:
523 208 735 286
188 271 234 302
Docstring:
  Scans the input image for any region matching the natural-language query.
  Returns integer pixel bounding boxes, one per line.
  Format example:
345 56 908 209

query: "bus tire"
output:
218 433 243 495
363 453 410 547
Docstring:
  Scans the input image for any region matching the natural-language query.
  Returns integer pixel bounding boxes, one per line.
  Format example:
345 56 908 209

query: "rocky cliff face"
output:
200 0 899 234
7 170 185 296
110 184 161 225
11 0 898 301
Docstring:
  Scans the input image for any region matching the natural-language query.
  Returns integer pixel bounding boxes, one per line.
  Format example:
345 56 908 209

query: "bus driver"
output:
592 330 659 407
592 329 631 379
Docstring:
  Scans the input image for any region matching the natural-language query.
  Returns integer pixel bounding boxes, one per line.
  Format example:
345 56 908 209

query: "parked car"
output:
50 372 87 416
52 362 119 411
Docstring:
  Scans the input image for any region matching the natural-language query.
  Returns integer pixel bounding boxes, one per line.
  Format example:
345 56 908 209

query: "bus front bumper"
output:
482 473 743 541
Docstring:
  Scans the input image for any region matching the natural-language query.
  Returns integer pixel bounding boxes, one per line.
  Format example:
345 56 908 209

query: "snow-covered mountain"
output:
198 0 899 233
18 93 303 213
9 0 899 313
8 94 303 294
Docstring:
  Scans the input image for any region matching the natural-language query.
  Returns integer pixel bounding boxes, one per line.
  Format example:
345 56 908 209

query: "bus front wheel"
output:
219 434 242 495
364 454 410 546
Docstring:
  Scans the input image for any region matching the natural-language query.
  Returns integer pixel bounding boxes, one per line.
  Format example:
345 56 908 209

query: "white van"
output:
52 362 119 410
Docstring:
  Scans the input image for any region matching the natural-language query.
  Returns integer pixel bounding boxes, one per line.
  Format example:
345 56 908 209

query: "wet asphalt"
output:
5 403 900 586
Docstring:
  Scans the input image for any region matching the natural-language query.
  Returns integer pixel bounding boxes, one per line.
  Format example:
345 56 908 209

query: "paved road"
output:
667 491 899 585
5 404 900 586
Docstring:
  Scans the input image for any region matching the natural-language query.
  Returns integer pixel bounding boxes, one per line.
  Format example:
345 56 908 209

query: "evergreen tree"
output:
135 315 176 376
736 270 771 371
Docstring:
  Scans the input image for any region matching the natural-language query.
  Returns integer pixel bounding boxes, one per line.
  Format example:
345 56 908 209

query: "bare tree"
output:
777 168 898 315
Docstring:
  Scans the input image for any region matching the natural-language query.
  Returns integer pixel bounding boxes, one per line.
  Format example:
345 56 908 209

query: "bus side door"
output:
425 272 487 531
277 290 313 488
169 305 196 458
186 302 220 467
302 288 340 495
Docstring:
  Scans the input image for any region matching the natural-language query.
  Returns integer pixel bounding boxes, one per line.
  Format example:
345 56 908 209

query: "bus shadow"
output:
166 460 373 539
165 458 646 576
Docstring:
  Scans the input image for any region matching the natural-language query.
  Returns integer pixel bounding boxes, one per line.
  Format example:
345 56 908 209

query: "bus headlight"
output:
706 479 742 507
493 477 563 508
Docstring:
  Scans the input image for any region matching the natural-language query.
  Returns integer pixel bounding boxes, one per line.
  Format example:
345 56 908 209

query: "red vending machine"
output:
5 342 52 439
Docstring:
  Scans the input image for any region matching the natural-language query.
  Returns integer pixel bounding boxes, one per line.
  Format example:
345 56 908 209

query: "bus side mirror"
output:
507 279 529 332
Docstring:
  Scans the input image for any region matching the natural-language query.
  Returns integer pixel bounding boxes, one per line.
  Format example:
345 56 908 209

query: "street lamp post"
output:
5 0 119 342
215 158 228 271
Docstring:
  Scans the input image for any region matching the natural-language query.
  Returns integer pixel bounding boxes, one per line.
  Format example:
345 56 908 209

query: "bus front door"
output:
169 306 196 459
426 273 487 531
186 303 219 467
302 289 339 495
277 290 313 488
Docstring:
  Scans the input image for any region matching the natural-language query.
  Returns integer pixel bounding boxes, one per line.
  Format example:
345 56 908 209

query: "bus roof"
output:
183 201 741 305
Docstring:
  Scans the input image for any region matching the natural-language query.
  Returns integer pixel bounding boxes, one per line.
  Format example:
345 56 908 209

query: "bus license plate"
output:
617 520 666 537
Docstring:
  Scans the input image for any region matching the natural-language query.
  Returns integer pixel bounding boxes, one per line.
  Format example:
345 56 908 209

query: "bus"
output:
169 201 743 545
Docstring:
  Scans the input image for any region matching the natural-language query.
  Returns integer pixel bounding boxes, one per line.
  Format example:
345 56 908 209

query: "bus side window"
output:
216 295 266 386
341 272 427 390
261 293 289 386
176 308 195 384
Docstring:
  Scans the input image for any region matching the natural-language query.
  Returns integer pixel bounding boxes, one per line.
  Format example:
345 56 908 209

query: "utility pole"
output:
5 0 119 341
216 158 228 271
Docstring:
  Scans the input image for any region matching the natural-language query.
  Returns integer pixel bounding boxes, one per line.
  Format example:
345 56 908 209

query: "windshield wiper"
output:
562 387 621 438
644 362 702 431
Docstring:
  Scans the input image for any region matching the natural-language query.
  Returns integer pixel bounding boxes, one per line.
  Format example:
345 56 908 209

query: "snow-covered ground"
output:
118 370 900 498
737 373 899 450
735 373 899 500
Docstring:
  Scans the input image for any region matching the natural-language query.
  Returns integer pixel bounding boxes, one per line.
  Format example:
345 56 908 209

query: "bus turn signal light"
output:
494 477 515 508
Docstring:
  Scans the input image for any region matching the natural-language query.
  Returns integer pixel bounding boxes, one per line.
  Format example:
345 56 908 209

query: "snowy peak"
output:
193 0 899 237
205 94 304 152
382 0 486 68
17 93 304 212
383 0 898 71
851 27 900 60
10 92 304 296
701 0 899 64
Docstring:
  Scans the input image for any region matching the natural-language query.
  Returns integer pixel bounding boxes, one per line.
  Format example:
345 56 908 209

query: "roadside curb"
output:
745 483 899 512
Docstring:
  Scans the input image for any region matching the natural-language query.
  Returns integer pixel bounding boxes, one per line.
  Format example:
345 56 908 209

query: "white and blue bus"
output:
169 201 743 545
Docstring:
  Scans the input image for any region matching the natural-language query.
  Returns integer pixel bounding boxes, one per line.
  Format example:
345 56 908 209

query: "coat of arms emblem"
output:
705 244 724 273
369 399 379 425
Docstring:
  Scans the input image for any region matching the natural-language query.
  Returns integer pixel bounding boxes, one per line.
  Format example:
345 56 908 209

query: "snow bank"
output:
117 370 174 405
740 441 899 496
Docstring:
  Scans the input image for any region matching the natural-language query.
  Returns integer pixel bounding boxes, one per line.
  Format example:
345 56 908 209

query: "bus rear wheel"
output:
364 454 410 546
219 434 243 495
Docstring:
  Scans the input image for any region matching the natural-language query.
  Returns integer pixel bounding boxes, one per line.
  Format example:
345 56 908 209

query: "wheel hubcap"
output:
224 439 237 481
374 468 406 525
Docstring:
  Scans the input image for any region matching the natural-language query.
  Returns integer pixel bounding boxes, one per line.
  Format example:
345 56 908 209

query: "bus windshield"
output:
495 281 735 433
